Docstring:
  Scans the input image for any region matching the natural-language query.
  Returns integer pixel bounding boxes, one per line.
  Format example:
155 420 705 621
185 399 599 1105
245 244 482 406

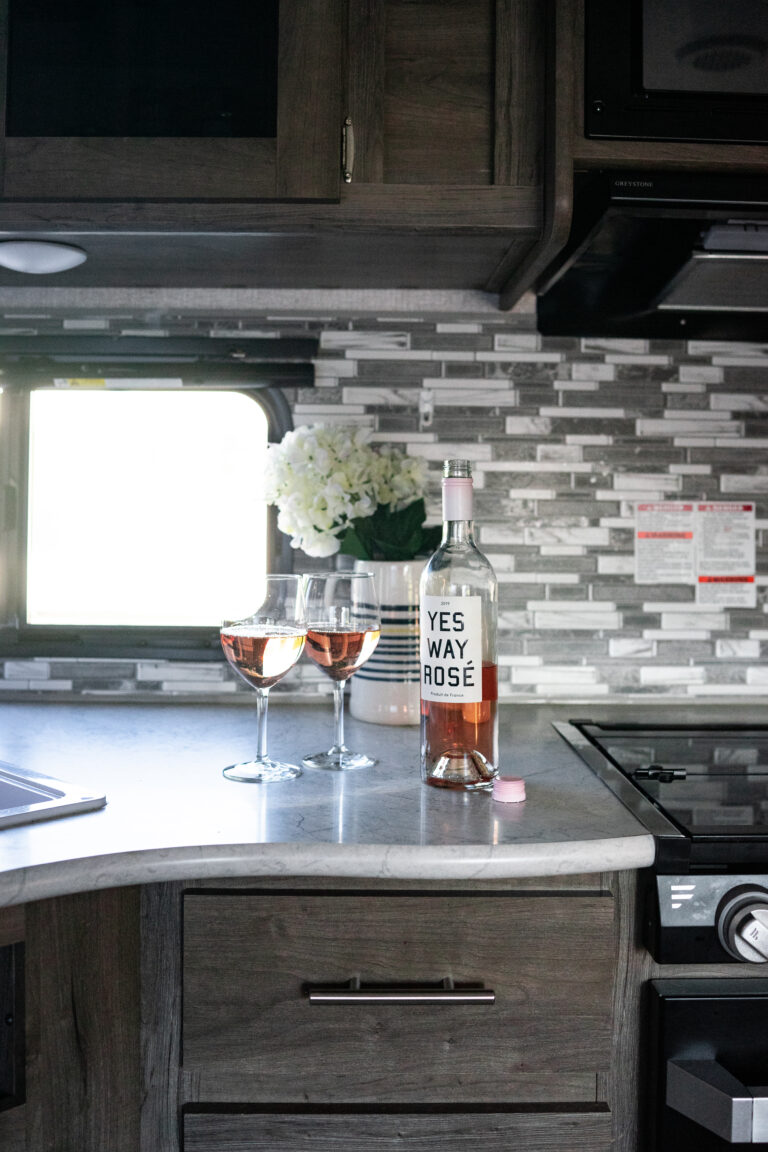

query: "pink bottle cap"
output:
492 775 526 803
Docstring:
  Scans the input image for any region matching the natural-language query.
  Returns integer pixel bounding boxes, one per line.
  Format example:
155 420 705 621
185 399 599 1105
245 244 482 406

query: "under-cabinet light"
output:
0 240 87 274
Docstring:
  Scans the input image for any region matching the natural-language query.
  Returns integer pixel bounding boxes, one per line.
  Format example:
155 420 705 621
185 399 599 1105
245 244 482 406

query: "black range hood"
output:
536 171 768 340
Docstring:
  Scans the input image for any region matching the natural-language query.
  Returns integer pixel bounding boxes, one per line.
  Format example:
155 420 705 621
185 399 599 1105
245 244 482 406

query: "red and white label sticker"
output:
696 502 756 607
635 502 756 606
635 503 696 584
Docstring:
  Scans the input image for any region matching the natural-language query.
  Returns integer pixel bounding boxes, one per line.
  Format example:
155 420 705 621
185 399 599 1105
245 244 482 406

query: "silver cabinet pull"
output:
342 117 355 183
306 976 495 1005
667 1059 768 1143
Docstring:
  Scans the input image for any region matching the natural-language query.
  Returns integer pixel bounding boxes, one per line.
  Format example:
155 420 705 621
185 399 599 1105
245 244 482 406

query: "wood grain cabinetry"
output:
183 1111 613 1151
6 3 764 296
9 869 768 1149
25 890 140 1152
182 890 614 1104
340 0 556 296
173 879 615 1151
0 0 545 204
1 873 628 1151
0 0 344 201
0 0 559 297
0 905 24 1152
345 0 541 190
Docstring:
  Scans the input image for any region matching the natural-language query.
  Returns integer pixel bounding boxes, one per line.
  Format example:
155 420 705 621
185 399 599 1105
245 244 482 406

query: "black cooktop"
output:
557 721 768 871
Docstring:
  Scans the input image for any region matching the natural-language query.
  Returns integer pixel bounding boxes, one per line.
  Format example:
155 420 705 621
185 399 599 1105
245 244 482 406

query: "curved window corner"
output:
2 385 291 660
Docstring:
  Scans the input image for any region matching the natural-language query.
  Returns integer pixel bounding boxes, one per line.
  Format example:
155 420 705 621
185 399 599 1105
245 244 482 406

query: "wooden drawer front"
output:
182 892 614 1104
183 1110 613 1151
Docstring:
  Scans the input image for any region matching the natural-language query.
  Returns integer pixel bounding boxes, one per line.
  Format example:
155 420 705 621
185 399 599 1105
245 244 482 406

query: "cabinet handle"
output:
342 117 355 183
306 976 495 1004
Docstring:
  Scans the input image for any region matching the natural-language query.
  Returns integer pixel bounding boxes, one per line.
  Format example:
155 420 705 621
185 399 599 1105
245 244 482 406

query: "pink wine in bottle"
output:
419 459 498 790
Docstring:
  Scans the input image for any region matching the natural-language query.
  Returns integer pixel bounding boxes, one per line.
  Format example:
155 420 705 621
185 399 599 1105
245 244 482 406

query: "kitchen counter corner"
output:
0 701 655 906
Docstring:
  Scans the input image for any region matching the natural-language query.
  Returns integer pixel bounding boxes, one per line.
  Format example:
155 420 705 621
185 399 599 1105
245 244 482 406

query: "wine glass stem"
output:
255 688 270 763
332 680 346 753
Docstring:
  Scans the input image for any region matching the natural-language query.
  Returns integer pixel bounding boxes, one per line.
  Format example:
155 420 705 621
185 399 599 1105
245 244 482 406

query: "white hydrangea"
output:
264 425 427 556
371 446 429 510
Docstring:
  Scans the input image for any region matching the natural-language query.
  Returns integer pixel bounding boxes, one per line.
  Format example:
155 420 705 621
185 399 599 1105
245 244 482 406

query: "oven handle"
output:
667 1059 768 1144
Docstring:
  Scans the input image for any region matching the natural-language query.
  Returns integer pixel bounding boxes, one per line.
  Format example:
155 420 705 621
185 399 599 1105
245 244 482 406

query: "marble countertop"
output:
0 699 667 905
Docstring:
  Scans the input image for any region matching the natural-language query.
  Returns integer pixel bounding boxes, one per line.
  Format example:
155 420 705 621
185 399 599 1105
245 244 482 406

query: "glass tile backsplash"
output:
2 304 767 701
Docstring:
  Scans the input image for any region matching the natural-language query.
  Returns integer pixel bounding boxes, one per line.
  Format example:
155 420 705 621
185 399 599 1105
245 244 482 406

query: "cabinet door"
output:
346 0 543 187
0 906 24 1152
182 891 615 1105
0 0 343 200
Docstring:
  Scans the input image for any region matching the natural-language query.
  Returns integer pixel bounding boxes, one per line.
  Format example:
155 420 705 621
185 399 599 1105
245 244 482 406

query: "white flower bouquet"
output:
264 424 441 560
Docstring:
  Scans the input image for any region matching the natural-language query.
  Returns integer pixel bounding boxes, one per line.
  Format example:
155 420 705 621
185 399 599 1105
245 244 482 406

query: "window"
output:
28 388 268 626
0 383 292 657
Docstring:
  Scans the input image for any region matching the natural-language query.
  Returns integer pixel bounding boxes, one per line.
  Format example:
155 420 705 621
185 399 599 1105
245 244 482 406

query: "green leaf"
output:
419 523 443 553
338 523 374 560
338 498 441 561
394 497 428 538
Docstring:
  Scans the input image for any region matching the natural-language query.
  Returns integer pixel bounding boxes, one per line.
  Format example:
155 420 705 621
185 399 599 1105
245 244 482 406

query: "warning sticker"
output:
635 501 756 607
635 503 695 584
696 502 756 607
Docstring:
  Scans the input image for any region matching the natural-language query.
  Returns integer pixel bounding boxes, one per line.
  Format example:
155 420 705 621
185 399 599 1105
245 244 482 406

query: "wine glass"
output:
302 571 381 770
220 574 306 783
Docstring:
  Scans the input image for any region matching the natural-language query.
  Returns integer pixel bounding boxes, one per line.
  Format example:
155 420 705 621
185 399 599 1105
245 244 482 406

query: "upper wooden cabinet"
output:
0 0 548 209
0 0 344 200
0 0 559 299
345 0 542 190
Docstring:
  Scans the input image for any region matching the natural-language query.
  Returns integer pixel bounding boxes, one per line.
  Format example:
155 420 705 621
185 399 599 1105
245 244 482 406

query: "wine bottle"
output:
419 459 498 790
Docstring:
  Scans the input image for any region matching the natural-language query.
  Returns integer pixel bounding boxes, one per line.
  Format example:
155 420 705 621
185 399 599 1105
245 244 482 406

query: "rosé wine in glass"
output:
301 572 380 771
220 575 306 783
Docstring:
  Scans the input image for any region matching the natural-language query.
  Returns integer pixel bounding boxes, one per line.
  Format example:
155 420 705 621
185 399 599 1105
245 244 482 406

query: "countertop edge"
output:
0 834 656 907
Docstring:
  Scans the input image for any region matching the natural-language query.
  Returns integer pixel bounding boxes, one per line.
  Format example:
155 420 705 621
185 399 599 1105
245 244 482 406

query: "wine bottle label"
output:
420 595 482 703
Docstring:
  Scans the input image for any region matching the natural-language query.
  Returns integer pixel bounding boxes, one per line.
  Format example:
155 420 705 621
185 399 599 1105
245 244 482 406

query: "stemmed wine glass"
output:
220 574 306 783
302 571 381 770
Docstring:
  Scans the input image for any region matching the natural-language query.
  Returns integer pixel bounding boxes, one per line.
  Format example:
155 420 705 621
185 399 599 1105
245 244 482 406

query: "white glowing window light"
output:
26 389 268 626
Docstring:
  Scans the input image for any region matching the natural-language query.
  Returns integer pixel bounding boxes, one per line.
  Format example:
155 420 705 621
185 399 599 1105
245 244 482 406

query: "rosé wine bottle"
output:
419 459 498 790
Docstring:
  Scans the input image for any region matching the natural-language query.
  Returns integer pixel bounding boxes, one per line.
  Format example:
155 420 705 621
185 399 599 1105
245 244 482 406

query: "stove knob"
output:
738 909 768 960
717 886 768 963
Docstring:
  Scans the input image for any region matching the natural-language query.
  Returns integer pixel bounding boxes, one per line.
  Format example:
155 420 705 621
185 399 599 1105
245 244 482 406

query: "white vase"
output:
349 558 424 726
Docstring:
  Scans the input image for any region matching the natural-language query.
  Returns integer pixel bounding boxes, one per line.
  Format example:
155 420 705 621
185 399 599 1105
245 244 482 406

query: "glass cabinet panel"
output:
7 0 279 138
1 0 343 200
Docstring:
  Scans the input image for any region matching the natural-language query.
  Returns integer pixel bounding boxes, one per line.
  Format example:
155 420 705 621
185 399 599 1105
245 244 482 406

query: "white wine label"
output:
420 595 482 703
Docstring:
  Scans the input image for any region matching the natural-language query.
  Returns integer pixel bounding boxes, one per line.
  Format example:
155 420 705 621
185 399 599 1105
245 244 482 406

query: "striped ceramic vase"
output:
349 558 424 726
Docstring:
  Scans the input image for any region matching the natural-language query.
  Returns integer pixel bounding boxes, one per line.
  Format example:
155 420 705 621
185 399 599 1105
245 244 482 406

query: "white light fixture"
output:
0 240 87 274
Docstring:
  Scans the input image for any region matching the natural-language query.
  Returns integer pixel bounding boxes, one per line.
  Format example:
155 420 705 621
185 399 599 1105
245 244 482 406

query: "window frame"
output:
0 382 294 661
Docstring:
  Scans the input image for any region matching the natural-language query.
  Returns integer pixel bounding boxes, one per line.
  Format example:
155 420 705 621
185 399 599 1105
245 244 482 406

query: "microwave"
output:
584 0 768 145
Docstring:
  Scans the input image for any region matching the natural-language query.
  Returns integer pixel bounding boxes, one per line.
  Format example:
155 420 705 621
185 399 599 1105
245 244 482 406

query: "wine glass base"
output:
223 759 301 783
302 749 376 771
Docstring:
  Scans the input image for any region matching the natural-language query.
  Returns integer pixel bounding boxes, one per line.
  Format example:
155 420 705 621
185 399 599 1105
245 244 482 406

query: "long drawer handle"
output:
306 977 495 1005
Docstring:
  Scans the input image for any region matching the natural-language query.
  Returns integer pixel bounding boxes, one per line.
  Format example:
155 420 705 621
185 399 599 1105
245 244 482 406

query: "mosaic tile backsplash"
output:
2 302 768 701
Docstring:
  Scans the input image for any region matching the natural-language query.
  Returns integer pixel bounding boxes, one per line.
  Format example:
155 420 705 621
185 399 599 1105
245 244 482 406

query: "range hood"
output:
536 171 768 339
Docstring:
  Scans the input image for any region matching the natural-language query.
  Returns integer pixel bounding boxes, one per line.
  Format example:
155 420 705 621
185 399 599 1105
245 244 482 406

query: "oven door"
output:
650 979 768 1150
